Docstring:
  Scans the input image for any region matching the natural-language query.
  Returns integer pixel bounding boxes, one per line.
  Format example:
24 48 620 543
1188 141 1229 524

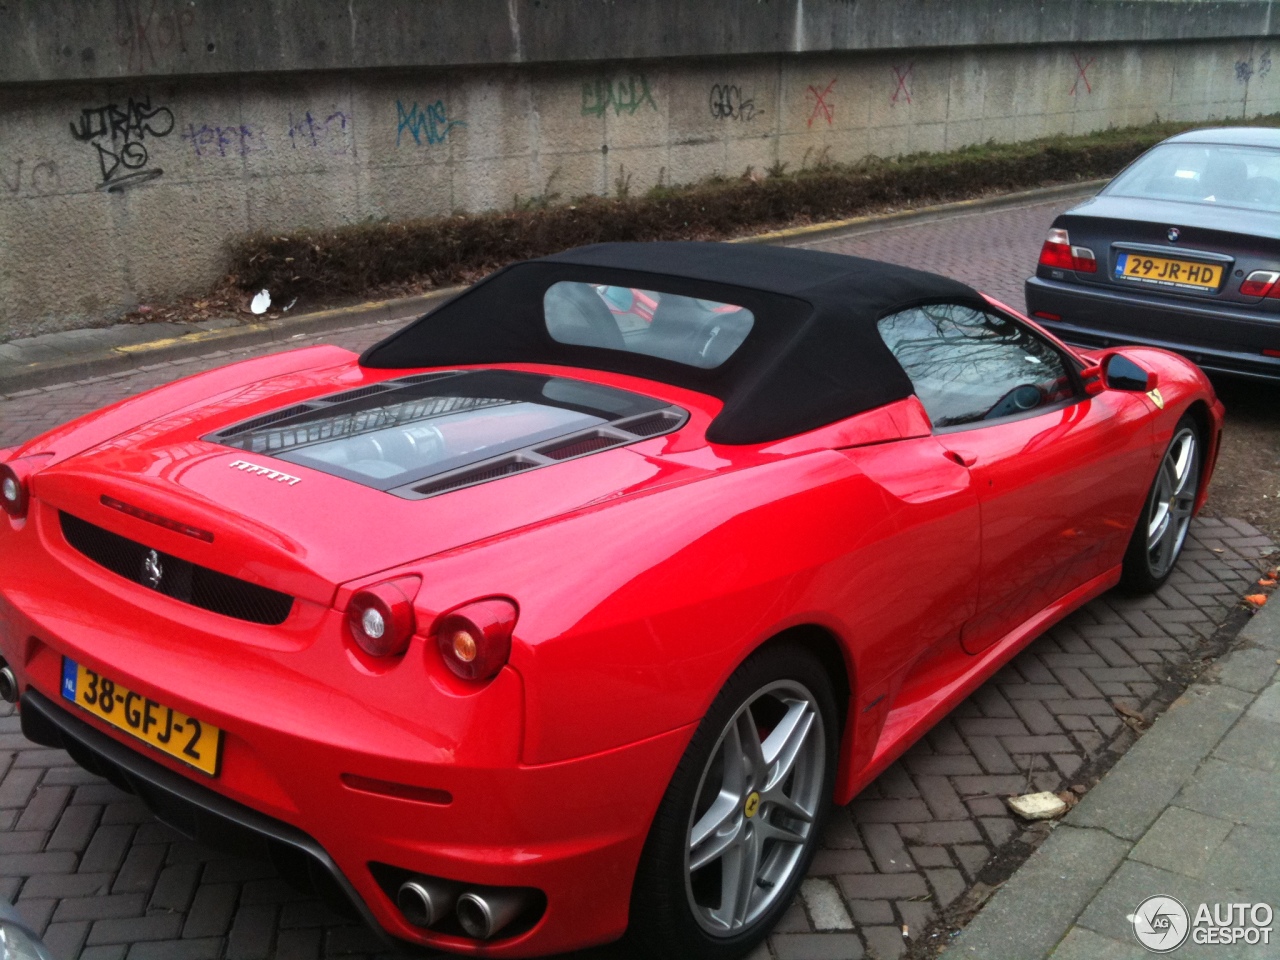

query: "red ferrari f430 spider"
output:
0 244 1221 957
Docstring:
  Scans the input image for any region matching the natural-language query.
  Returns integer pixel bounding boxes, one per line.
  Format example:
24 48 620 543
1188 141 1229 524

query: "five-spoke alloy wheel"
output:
628 643 837 960
1122 415 1202 593
685 679 826 936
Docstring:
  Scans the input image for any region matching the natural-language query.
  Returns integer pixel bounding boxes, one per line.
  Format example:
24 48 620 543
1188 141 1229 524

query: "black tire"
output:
625 642 839 960
1120 413 1202 594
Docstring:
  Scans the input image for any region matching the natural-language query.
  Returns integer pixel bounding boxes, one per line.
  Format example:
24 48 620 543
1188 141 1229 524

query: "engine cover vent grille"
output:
617 411 684 437
538 432 624 461
411 457 538 497
60 513 295 626
317 384 393 404
392 371 463 386
221 404 316 437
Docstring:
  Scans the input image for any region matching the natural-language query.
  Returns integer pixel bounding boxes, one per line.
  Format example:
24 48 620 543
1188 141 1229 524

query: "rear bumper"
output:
1025 276 1280 382
20 690 382 935
0 502 692 957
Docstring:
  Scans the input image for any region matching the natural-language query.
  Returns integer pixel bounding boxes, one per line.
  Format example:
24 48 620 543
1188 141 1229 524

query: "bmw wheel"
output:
1121 416 1201 593
627 643 838 960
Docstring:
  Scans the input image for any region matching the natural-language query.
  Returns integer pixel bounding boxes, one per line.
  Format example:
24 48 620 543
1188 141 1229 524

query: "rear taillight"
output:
1038 228 1097 274
347 577 421 657
435 599 518 681
0 460 32 519
1240 270 1280 298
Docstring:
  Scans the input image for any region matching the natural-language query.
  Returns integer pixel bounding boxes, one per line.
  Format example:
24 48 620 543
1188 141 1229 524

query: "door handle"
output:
944 449 978 467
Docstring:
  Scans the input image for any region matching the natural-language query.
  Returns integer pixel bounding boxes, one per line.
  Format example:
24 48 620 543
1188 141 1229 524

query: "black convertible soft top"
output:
360 242 982 444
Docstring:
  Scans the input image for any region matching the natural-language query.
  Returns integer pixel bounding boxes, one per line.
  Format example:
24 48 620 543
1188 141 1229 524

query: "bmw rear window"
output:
544 281 755 369
1105 143 1280 212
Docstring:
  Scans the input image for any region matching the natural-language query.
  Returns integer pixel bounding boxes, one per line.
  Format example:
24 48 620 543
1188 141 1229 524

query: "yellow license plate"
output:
61 658 222 776
1116 252 1222 290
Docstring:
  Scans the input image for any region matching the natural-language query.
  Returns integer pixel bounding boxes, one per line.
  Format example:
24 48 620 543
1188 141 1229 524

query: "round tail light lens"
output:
347 577 420 657
0 460 32 519
435 599 518 681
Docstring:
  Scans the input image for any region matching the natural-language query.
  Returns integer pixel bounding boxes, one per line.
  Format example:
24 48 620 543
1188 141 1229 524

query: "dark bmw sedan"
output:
1026 126 1280 381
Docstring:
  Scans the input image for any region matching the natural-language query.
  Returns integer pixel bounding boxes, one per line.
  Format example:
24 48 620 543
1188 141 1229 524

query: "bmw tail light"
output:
1038 228 1097 273
1240 270 1280 297
435 599 518 681
347 577 421 657
0 460 32 519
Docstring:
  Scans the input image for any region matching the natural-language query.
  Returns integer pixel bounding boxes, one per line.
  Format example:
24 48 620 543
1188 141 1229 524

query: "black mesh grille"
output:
317 384 391 404
60 513 294 626
392 371 462 385
220 404 315 437
621 412 679 437
413 458 535 497
540 433 621 460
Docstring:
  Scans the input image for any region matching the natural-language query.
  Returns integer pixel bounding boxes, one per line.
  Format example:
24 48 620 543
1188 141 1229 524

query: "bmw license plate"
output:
1115 252 1223 291
60 658 223 776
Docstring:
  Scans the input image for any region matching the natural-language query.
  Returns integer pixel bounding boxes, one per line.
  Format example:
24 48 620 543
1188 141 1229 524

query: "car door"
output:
878 302 1154 654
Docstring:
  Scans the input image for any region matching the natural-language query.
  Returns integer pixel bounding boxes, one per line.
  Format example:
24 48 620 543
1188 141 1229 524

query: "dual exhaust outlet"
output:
397 876 535 940
0 661 16 704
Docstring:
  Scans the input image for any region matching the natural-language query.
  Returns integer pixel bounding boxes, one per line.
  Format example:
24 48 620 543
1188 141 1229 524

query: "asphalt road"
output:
0 195 1274 960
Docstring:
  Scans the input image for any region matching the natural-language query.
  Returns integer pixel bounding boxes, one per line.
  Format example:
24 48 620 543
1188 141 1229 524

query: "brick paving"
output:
1 196 1276 959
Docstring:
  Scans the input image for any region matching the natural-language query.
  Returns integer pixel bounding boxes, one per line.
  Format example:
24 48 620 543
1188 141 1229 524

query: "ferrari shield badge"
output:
1147 387 1165 409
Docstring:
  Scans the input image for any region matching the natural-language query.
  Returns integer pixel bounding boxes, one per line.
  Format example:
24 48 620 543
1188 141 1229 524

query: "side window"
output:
877 303 1077 429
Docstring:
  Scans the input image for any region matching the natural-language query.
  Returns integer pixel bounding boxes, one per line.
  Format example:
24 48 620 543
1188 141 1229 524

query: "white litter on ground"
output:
1006 791 1068 820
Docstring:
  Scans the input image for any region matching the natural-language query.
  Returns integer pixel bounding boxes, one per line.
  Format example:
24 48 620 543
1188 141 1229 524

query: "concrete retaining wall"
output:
2 3 1280 336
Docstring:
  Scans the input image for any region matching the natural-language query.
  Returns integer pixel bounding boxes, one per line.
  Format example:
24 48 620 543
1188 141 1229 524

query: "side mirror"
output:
1097 352 1158 392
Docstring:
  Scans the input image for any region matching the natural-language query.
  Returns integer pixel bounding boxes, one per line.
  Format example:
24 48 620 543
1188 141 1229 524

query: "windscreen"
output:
1105 142 1280 212
544 281 755 369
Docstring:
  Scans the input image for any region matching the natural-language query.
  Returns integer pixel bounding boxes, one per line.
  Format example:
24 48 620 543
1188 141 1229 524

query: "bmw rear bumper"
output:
1025 276 1280 382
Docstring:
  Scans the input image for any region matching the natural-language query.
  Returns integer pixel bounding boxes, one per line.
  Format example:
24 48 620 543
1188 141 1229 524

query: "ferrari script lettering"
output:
228 460 301 486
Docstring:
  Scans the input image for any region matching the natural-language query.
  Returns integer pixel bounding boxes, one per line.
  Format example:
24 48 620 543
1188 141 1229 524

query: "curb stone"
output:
941 593 1280 960
0 290 459 395
0 179 1106 396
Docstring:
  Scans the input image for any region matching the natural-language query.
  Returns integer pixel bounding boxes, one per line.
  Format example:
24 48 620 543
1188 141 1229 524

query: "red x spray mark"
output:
806 79 836 127
1069 53 1096 96
891 63 914 105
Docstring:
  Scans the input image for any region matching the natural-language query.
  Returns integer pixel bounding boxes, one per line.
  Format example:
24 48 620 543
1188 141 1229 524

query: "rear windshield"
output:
544 281 755 369
1105 142 1280 212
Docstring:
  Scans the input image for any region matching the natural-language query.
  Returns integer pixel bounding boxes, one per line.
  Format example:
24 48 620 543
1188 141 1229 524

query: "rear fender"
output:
10 346 356 467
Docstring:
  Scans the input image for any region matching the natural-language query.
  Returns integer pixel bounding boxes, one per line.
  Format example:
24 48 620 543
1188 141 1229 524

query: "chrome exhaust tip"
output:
396 877 459 929
456 888 534 940
0 664 16 704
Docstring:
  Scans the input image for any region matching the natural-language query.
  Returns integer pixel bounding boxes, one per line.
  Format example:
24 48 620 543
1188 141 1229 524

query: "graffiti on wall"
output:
1069 53 1096 96
69 95 175 191
181 123 264 158
806 79 836 127
890 63 914 105
115 1 196 73
1 158 61 195
709 83 759 121
288 110 353 152
180 110 353 159
1236 50 1272 84
396 100 465 147
582 75 657 117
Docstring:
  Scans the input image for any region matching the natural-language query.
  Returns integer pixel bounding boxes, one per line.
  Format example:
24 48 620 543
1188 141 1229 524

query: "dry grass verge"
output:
224 115 1275 304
